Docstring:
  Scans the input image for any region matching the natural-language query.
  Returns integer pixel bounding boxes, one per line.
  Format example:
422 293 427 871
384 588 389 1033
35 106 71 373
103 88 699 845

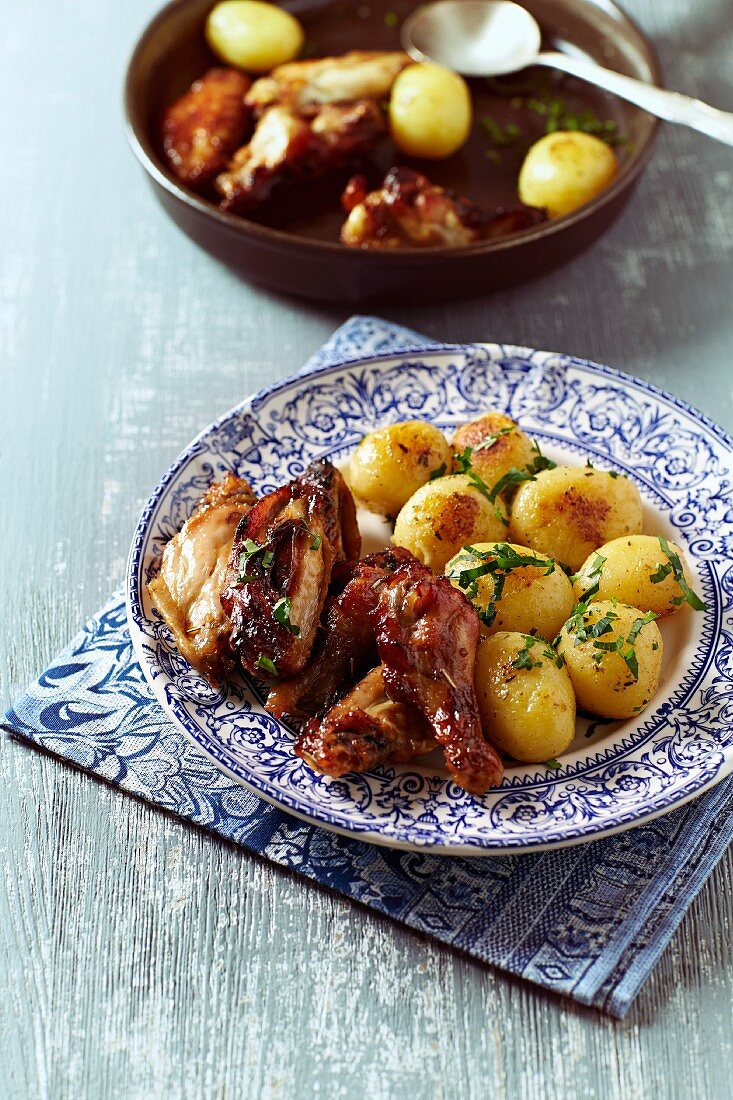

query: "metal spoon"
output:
401 0 733 147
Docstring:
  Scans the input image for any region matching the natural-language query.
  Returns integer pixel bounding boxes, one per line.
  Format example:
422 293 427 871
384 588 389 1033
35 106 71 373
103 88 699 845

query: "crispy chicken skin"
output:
296 666 436 778
341 167 544 249
148 473 256 685
161 68 251 187
216 99 386 212
221 461 360 679
375 568 504 793
247 51 410 111
267 546 418 722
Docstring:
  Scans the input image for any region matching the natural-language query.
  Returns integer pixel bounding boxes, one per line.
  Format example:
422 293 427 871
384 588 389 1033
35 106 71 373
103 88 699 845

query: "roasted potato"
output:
392 474 508 573
445 541 575 639
206 0 304 72
390 63 472 159
348 420 452 518
556 600 663 719
452 412 535 493
475 631 576 762
509 465 643 571
573 534 703 618
518 131 618 218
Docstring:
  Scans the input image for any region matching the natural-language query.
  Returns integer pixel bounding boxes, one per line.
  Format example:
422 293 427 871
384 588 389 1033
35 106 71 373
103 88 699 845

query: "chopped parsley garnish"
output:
466 467 495 502
582 610 658 682
475 426 515 452
236 538 273 585
453 446 473 474
544 758 562 771
273 596 300 637
486 465 536 502
256 654 277 676
430 462 448 481
449 544 554 627
511 635 562 671
581 714 615 739
481 117 522 147
656 536 707 611
572 552 607 607
300 520 322 551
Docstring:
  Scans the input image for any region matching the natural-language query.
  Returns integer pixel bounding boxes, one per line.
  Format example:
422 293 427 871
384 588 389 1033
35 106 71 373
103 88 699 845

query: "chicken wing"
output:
341 167 544 249
161 68 251 187
375 568 504 793
221 461 360 679
148 473 256 684
216 99 386 212
247 51 410 111
266 546 418 722
295 666 436 778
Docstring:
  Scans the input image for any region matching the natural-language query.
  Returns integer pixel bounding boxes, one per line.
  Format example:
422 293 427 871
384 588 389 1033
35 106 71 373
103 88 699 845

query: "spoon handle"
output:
536 51 733 147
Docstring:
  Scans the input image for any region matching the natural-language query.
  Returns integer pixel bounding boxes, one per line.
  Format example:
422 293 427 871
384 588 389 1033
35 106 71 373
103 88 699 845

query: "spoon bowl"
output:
403 0 542 76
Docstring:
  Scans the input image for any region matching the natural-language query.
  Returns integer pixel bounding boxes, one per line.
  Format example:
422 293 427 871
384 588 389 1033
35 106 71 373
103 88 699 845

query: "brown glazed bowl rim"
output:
123 0 663 264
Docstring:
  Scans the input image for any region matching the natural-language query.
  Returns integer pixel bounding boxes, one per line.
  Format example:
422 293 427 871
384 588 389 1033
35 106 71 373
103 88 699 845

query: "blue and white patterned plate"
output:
127 345 733 854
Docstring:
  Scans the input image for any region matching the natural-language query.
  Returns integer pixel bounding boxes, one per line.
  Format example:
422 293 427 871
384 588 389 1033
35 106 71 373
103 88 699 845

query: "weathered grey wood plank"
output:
2 0 732 1096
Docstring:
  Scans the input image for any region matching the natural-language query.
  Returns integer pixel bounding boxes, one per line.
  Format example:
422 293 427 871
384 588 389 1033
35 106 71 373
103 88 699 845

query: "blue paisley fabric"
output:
5 317 733 1018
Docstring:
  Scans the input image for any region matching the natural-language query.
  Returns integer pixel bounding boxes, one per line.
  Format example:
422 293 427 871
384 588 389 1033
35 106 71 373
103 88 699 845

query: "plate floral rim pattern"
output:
126 343 733 853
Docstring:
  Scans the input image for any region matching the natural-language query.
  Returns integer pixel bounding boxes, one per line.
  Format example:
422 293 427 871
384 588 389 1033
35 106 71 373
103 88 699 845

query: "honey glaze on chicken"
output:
341 168 544 249
221 461 360 679
148 473 256 684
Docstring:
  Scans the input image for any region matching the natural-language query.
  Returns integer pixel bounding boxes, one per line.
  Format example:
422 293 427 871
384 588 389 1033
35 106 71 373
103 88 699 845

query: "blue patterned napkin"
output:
5 316 733 1018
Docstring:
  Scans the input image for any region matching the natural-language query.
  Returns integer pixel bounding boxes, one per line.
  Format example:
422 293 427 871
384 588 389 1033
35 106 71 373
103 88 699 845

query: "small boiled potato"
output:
206 0 304 72
518 131 618 218
509 465 643 572
475 631 576 763
445 541 575 639
348 420 452 518
390 63 472 159
556 600 663 719
452 412 535 493
574 534 699 618
392 474 508 573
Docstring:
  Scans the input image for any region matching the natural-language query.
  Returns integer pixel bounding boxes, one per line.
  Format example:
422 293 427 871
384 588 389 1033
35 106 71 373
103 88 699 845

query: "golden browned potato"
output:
348 420 452 518
452 412 535 493
392 474 508 573
475 632 576 762
573 534 705 618
509 465 643 571
445 541 575 638
518 131 618 218
390 63 472 159
556 600 663 719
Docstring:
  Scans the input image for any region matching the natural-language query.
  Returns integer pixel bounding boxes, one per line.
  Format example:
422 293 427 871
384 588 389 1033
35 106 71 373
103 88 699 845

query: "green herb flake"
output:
475 426 515 452
256 654 278 677
430 462 448 481
273 596 301 637
453 446 473 474
384 10 399 27
657 536 707 611
544 758 562 771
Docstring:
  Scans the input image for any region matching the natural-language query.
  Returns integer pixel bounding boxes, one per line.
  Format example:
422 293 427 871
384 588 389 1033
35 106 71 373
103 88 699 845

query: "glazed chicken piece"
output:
221 461 360 680
341 167 544 249
247 51 410 111
296 666 437 778
148 473 256 685
161 68 251 187
216 99 386 212
267 546 419 723
375 568 504 794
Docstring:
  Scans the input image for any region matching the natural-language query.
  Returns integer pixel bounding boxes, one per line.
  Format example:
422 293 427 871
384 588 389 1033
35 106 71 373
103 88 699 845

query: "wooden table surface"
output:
2 1 733 1096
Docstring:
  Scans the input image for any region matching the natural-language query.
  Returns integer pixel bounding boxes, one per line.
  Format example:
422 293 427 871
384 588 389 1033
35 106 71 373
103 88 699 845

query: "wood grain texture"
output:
1 0 732 1096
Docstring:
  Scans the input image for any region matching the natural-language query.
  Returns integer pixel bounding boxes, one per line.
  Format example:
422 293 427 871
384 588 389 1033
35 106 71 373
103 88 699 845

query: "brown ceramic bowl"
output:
124 0 661 303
